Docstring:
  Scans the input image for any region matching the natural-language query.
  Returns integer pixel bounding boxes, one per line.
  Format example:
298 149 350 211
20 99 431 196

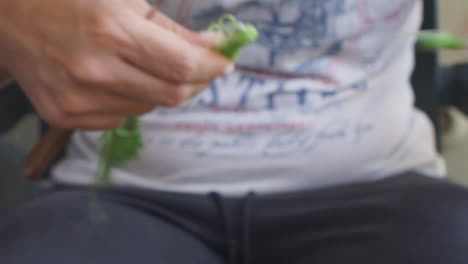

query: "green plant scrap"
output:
416 31 466 51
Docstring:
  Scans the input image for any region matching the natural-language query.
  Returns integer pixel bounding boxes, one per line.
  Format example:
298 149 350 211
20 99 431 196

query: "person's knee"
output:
0 189 90 233
396 179 468 235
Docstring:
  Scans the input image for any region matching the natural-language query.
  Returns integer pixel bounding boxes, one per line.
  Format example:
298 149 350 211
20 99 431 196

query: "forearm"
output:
0 0 10 85
0 69 12 86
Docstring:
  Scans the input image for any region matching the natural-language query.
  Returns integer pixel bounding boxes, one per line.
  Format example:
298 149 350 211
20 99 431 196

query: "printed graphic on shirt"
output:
146 73 372 158
144 116 374 158
52 1 442 194
190 0 411 74
145 0 416 158
190 72 367 110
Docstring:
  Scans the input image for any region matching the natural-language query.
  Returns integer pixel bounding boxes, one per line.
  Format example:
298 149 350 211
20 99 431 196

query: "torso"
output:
51 0 445 195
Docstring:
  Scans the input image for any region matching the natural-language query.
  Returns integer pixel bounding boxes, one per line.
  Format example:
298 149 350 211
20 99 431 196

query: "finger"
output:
104 58 200 107
92 92 156 115
147 10 217 47
62 114 125 130
55 86 156 116
62 54 201 107
118 13 232 83
128 0 216 47
110 64 209 106
110 64 212 106
27 87 126 130
189 83 210 98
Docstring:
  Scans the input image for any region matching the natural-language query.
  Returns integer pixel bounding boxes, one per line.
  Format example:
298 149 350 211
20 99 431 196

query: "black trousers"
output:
2 173 468 264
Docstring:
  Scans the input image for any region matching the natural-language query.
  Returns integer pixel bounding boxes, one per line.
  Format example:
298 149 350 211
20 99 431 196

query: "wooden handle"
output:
24 127 74 180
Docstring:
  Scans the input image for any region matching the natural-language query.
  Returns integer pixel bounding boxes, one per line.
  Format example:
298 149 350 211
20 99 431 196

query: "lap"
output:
2 173 468 264
254 174 468 264
0 189 223 264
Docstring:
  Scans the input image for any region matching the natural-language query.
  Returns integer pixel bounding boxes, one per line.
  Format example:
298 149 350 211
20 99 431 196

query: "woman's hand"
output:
0 0 231 130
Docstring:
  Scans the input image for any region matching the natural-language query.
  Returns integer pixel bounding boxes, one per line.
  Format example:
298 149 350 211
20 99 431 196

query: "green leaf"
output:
416 31 466 51
209 14 258 60
95 116 142 186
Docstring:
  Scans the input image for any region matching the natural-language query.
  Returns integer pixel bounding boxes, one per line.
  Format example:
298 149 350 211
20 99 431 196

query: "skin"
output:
0 70 10 86
0 0 232 130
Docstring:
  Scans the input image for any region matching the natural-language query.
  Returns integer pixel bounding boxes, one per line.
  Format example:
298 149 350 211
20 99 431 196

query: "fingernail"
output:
224 64 235 75
199 31 222 45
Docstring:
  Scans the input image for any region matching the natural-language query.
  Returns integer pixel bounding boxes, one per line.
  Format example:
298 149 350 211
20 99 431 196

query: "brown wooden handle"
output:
24 127 74 180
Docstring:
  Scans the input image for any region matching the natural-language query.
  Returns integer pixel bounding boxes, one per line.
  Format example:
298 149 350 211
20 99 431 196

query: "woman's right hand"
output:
0 0 231 130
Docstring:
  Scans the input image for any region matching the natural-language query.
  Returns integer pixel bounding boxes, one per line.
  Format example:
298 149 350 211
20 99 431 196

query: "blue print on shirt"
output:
195 72 367 110
194 0 354 67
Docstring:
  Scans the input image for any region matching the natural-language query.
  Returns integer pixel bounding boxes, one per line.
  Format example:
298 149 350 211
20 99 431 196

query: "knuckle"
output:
84 12 114 33
165 87 191 107
132 105 155 115
56 93 89 115
172 54 197 82
63 56 91 82
142 105 156 114
101 118 124 130
43 109 71 128
87 17 133 49
65 56 112 86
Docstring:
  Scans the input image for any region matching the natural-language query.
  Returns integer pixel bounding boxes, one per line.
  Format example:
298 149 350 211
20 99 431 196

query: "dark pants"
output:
2 173 468 264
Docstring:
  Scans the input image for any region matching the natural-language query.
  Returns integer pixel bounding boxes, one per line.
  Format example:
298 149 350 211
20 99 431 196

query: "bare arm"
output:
0 69 11 86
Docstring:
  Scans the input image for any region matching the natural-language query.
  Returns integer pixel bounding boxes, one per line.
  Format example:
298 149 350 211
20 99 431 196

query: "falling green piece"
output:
91 116 142 221
95 116 142 186
94 14 258 187
416 31 466 51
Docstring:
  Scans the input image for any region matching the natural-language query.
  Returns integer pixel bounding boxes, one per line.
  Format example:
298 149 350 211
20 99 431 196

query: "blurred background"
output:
439 1 468 185
1 1 468 216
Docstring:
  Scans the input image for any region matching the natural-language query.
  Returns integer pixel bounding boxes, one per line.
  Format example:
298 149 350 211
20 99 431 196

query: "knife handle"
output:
24 127 74 180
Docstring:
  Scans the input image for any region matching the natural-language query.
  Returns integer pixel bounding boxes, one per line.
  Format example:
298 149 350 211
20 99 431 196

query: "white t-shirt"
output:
51 0 445 195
